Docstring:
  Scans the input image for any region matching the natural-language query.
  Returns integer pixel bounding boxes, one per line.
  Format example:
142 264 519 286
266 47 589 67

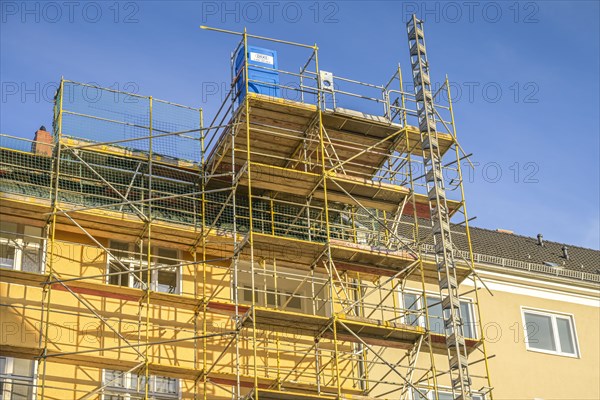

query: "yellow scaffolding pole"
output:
200 107 208 400
242 28 260 400
313 43 342 398
273 258 281 391
144 95 154 399
38 76 64 400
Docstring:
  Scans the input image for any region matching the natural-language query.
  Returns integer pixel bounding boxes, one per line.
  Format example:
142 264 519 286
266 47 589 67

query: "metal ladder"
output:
407 15 473 400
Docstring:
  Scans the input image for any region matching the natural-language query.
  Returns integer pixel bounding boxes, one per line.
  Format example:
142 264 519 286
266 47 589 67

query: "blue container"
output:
235 46 279 104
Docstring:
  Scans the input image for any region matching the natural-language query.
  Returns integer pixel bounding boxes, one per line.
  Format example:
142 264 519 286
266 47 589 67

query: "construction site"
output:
0 16 500 400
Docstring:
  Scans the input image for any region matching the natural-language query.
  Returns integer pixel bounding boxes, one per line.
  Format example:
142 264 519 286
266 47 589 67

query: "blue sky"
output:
1 1 599 249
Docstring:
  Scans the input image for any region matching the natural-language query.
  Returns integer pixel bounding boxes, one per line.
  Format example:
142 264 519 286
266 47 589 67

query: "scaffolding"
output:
0 17 493 400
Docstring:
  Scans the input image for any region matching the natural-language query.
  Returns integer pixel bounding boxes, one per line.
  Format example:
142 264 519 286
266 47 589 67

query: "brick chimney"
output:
31 126 53 156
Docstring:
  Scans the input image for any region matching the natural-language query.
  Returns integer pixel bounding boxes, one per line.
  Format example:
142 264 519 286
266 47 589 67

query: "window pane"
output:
157 268 178 294
0 244 15 269
267 291 277 307
0 221 18 239
426 296 444 335
556 317 576 354
154 376 177 394
23 225 42 245
242 286 253 303
437 393 454 400
132 265 148 289
157 248 177 265
104 369 125 388
524 313 556 351
109 262 129 287
109 241 130 259
281 292 302 310
11 359 33 377
403 293 420 326
133 373 143 391
21 249 41 273
460 301 474 338
10 381 33 400
411 388 428 400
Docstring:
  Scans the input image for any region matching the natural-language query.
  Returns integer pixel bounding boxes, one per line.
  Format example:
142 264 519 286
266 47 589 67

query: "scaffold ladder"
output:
407 15 473 400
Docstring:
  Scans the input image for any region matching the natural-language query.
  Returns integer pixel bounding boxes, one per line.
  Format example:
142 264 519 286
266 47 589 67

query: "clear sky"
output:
1 1 599 249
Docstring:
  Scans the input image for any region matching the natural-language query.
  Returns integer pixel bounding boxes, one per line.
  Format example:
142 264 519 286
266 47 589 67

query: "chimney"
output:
562 245 569 260
537 233 544 246
31 126 53 156
496 229 514 234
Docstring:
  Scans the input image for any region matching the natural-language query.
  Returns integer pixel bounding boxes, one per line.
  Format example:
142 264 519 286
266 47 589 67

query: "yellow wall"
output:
476 276 600 400
389 276 600 400
1 227 598 399
1 229 358 398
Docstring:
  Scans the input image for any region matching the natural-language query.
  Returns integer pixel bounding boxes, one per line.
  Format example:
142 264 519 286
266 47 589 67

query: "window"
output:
242 286 303 311
102 369 178 400
0 222 44 273
236 263 329 316
0 357 35 400
107 241 180 294
412 389 484 400
522 309 579 357
402 291 476 339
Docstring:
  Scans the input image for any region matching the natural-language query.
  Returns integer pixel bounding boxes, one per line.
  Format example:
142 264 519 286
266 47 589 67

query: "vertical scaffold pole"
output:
39 76 64 400
200 107 208 400
229 36 242 400
314 43 342 398
242 28 260 400
144 95 154 399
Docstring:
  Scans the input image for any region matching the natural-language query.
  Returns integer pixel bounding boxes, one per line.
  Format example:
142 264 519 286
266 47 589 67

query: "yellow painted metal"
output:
144 95 154 399
356 272 370 392
243 28 260 400
270 199 275 236
273 258 282 391
383 210 389 245
200 107 208 400
398 64 407 127
200 25 315 49
350 206 357 244
311 41 346 398
391 278 399 322
38 77 64 400
331 316 342 398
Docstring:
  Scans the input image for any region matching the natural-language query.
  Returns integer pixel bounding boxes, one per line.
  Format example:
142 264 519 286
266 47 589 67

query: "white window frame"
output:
0 223 45 274
106 242 181 295
400 289 478 339
101 369 180 400
412 388 484 400
241 285 304 311
234 263 330 317
0 356 37 400
521 307 580 358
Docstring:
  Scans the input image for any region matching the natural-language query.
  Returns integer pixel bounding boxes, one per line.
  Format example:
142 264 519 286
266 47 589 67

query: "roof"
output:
410 220 600 281
467 227 599 275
